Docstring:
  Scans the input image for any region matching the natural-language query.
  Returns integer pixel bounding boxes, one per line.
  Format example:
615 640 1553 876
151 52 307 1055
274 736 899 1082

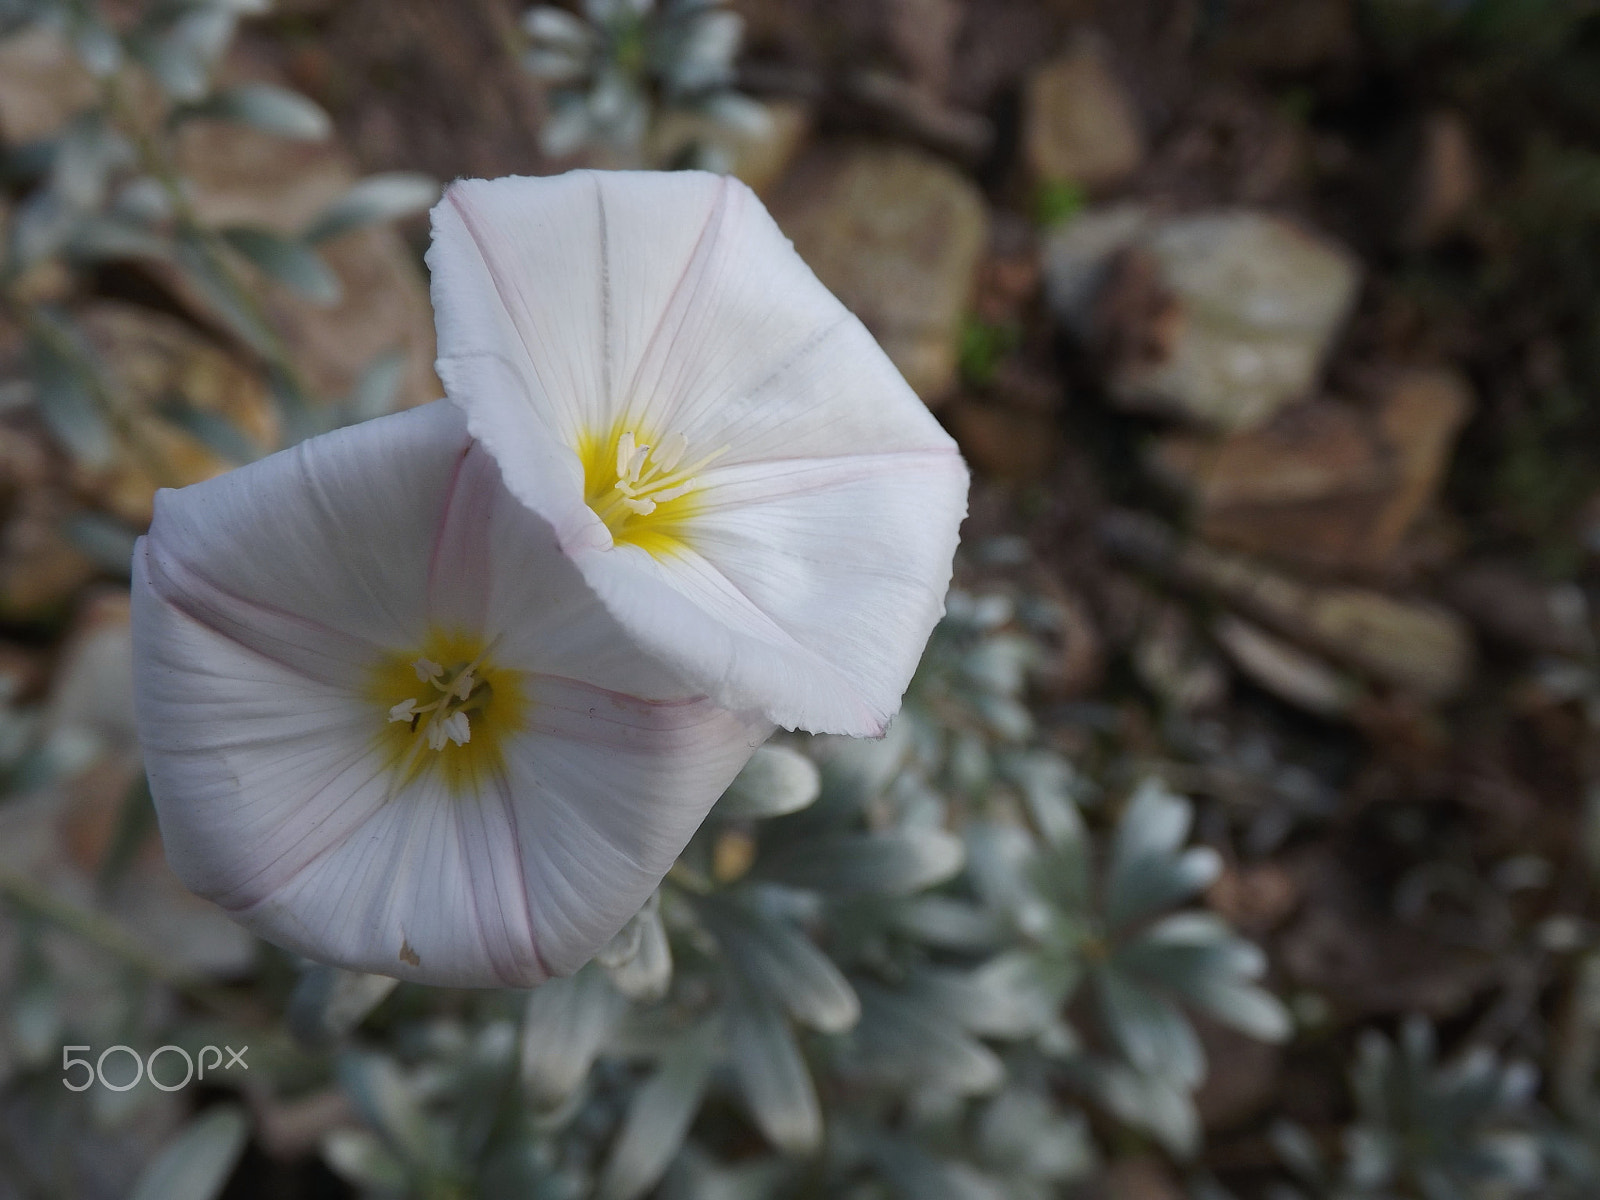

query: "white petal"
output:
142 399 477 663
430 171 969 734
132 546 398 911
576 450 969 734
501 678 769 977
134 397 772 986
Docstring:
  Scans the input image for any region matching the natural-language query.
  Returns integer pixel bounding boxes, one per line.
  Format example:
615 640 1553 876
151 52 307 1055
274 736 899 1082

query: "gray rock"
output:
1023 36 1145 192
1045 208 1362 432
770 143 988 403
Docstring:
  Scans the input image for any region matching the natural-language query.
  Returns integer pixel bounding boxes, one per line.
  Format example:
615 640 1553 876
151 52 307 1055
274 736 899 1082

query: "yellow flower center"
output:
577 423 725 556
367 630 527 794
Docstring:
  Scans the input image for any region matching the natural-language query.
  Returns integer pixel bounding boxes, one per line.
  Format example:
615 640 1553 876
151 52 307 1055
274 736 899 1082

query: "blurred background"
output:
3 0 1600 1197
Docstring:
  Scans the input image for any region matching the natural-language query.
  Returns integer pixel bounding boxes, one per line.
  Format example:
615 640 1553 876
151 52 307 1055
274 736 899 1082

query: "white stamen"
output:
452 669 476 700
651 479 694 504
425 720 449 751
443 712 471 746
413 657 444 682
388 698 418 723
624 444 650 483
654 431 688 474
615 430 635 478
622 497 656 515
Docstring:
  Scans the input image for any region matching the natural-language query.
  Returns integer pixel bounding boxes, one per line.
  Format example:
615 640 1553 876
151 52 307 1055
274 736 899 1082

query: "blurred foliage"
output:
3 0 1600 1197
519 0 767 167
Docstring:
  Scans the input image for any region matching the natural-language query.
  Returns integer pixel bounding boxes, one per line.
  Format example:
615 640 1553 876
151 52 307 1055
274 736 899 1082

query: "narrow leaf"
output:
597 1020 721 1200
126 1105 249 1200
695 896 858 1033
222 226 342 305
717 744 821 819
302 173 440 244
754 828 963 897
522 962 627 1104
728 994 822 1154
181 83 332 140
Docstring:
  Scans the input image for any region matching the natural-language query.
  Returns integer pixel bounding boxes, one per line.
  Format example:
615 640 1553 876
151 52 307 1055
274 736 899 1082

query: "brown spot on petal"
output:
399 938 420 967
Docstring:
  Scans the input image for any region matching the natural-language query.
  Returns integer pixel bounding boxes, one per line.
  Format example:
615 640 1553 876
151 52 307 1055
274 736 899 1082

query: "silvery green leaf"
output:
182 83 333 140
540 96 596 157
338 1052 438 1168
1086 1060 1200 1158
27 329 112 467
889 896 1004 951
717 743 821 819
971 693 1032 741
600 898 672 1001
963 821 1040 914
67 214 171 261
521 962 626 1105
846 982 1004 1096
869 1136 1008 1200
695 896 858 1032
1182 976 1291 1043
960 635 1034 696
1104 845 1222 934
53 115 129 207
333 347 407 425
524 6 596 46
287 965 399 1048
975 1090 1095 1181
159 400 261 464
754 828 963 897
321 1128 410 1192
69 13 122 75
699 92 771 137
133 8 236 101
62 513 139 576
525 46 592 83
1001 751 1086 847
1113 778 1193 862
661 10 741 92
958 951 1079 1038
728 993 822 1154
11 189 76 267
1095 967 1205 1087
812 720 912 810
302 173 441 244
222 226 342 304
1269 1119 1328 1184
597 1019 720 1200
126 1105 249 1200
173 232 281 358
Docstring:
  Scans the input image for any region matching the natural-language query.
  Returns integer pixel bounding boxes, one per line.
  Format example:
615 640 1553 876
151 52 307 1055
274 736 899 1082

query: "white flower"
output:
131 400 770 987
427 170 969 737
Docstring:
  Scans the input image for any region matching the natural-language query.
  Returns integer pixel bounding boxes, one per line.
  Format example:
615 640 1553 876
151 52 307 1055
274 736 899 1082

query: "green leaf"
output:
1105 786 1220 931
221 226 342 305
889 895 1004 951
597 1019 721 1200
975 1090 1095 1182
1095 967 1205 1088
717 744 821 819
302 173 441 244
126 1105 249 1200
321 1129 410 1192
845 982 1004 1096
695 896 858 1033
753 828 963 897
953 951 1080 1038
61 512 138 577
287 966 399 1048
180 83 332 140
727 993 822 1154
27 328 112 468
871 1135 1009 1200
521 962 627 1105
173 232 282 360
338 1052 437 1169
